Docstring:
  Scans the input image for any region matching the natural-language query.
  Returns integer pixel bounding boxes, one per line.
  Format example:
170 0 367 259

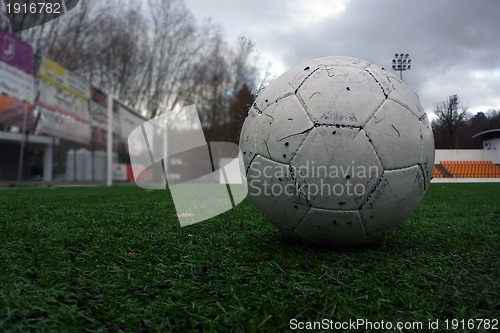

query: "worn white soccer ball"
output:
239 56 434 247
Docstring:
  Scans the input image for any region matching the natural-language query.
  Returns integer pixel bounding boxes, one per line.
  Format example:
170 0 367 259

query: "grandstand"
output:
439 161 500 178
431 129 500 182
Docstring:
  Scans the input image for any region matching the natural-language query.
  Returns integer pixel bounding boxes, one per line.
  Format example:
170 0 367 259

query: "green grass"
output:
0 183 498 332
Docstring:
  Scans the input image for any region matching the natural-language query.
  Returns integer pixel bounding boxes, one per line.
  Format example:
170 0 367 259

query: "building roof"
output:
472 129 500 140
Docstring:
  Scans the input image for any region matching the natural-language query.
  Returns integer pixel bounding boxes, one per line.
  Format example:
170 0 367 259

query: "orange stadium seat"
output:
439 160 500 178
432 166 444 178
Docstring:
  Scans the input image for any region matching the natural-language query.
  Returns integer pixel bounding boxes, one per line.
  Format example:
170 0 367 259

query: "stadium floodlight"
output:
391 53 412 80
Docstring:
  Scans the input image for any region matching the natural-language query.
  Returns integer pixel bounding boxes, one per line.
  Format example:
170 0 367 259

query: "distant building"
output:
473 129 500 151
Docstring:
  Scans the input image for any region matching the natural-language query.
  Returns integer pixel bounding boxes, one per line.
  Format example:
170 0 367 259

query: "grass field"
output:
0 183 498 332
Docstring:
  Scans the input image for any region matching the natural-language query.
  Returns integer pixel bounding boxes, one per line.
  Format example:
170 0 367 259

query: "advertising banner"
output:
90 87 107 130
112 100 146 164
0 28 34 74
0 29 35 128
35 57 91 144
89 87 108 148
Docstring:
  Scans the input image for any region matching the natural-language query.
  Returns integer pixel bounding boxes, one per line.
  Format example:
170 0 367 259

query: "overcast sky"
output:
183 0 500 116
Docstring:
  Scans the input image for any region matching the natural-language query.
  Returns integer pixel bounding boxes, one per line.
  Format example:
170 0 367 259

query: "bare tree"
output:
3 0 259 122
0 3 11 32
138 0 200 117
432 94 469 149
179 31 257 127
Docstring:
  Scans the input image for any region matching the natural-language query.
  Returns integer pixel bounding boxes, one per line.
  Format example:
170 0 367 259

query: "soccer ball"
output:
239 56 434 247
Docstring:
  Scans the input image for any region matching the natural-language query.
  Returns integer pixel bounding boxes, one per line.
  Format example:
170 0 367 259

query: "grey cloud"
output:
185 0 500 113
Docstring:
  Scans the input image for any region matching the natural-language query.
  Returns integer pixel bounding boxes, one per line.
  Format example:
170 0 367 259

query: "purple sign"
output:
0 28 33 74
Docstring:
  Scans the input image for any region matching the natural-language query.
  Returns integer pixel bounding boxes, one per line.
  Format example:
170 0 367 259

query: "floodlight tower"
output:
392 53 411 80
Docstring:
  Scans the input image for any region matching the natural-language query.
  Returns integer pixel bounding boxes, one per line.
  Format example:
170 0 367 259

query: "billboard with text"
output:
0 29 35 129
35 57 91 144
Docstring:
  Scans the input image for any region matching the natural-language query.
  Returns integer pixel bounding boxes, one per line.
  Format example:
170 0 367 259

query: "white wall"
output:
435 149 500 164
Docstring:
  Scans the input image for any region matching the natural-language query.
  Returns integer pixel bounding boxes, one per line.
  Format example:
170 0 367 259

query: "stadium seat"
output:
432 166 444 178
439 160 500 178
